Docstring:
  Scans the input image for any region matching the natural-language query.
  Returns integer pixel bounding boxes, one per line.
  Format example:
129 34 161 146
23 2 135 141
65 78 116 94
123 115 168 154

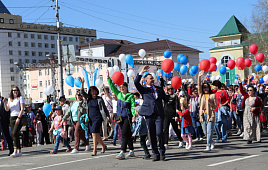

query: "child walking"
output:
178 96 194 150
132 106 151 159
34 115 43 146
48 106 72 154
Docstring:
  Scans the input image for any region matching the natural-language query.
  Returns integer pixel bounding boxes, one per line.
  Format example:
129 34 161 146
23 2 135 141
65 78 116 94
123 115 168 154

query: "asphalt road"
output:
0 130 268 170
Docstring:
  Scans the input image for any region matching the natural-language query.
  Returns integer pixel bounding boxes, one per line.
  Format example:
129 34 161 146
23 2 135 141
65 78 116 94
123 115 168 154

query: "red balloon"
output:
161 59 174 73
249 44 258 55
256 53 265 63
112 71 124 85
244 58 252 67
208 63 216 72
199 59 211 72
171 76 182 89
227 60 235 70
236 57 245 69
209 57 217 64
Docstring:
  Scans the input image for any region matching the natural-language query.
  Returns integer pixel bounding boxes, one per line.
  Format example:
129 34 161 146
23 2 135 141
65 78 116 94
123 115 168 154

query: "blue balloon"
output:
164 50 172 58
180 65 188 75
142 72 150 77
174 62 180 72
249 75 254 81
254 64 262 72
125 54 134 68
43 103 52 117
259 77 264 84
156 69 164 79
65 76 74 87
180 55 188 65
74 78 82 88
190 65 198 74
215 65 218 72
163 72 172 78
219 66 227 75
189 69 195 76
177 54 184 62
235 74 240 79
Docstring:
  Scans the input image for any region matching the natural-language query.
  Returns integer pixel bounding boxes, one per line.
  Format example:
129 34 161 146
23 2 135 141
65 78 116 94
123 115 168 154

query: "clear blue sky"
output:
3 0 256 60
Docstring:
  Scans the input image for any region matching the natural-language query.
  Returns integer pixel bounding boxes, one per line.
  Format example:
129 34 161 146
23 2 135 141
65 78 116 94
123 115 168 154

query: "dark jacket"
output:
0 97 10 122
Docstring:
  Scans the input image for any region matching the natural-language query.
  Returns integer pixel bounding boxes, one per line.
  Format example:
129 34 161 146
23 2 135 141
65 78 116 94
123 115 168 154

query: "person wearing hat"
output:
132 106 150 159
49 105 72 154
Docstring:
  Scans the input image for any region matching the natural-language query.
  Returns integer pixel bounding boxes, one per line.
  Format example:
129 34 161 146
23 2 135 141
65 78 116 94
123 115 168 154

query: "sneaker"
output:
186 146 193 150
71 149 79 154
164 144 169 150
116 152 125 160
237 129 242 135
143 154 151 160
204 146 211 152
146 140 151 147
222 139 227 143
200 138 204 141
66 148 72 152
178 141 184 148
85 145 91 152
17 153 22 157
211 140 215 150
37 144 41 146
228 131 232 137
126 151 135 158
185 143 189 149
111 141 116 146
240 132 244 137
10 152 19 157
215 138 221 142
50 150 57 154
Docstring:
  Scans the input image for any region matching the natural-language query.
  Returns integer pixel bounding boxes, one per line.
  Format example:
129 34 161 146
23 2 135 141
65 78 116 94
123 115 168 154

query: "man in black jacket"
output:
0 95 14 156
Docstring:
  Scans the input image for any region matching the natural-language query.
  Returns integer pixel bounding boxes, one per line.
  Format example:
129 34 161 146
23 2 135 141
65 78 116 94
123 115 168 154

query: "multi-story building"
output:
0 2 96 97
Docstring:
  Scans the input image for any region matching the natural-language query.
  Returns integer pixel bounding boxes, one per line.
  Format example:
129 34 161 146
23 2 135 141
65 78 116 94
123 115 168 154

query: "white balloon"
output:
216 61 221 69
107 67 114 77
182 79 186 83
188 78 193 82
113 65 120 72
119 54 125 62
95 79 103 88
127 70 135 78
252 73 256 78
216 75 221 81
262 65 268 73
47 85 54 95
138 49 146 58
210 76 216 81
43 88 49 96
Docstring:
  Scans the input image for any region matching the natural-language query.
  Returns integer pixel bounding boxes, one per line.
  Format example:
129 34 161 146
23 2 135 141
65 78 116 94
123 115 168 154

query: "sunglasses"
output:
12 89 19 91
248 90 253 91
167 88 173 91
203 86 209 89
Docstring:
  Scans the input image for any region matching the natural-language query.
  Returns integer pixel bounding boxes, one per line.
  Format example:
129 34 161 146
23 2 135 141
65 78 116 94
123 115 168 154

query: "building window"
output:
75 37 78 42
39 81 42 87
32 51 36 56
81 41 84 44
38 43 42 48
24 34 28 38
66 29 69 32
10 59 14 64
31 42 35 47
11 76 15 81
24 42 28 47
31 34 35 39
51 44 55 48
20 24 23 28
25 51 29 56
69 37 73 41
47 27 50 30
40 92 43 98
51 36 55 40
221 56 231 67
77 30 80 33
39 52 43 56
8 41 12 46
68 89 72 96
10 67 14 72
47 69 50 75
72 29 75 32
45 43 49 48
9 50 13 55
0 18 4 23
18 42 21 46
25 59 29 63
8 32 12 37
63 37 67 41
33 59 36 63
27 25 30 28
45 52 49 55
38 35 42 39
18 51 21 55
34 26 37 29
17 33 20 38
41 26 44 29
19 59 22 63
9 19 14 24
48 80 50 85
86 38 89 42
39 70 42 76
45 80 47 87
44 35 48 40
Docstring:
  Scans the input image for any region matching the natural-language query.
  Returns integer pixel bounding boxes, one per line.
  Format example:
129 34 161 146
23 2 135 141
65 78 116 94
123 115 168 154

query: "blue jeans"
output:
215 111 228 141
191 112 203 139
207 121 215 147
54 131 71 152
229 111 241 129
201 113 208 137
113 123 119 142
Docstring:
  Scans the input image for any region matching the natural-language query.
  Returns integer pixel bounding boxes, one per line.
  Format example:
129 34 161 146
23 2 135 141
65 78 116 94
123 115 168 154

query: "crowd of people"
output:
0 65 267 162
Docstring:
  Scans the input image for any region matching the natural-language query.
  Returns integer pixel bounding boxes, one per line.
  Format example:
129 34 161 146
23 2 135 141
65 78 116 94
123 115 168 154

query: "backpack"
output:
236 94 244 111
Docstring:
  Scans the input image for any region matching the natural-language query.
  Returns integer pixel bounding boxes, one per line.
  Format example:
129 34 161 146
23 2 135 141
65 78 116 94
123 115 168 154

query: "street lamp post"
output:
46 54 57 103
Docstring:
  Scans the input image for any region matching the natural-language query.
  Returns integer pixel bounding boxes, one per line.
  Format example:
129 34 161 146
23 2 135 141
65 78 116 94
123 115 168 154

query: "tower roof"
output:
0 1 10 14
210 15 249 38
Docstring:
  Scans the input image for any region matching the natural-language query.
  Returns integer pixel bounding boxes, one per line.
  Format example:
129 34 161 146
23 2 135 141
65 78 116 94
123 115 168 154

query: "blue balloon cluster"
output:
177 54 183 62
164 50 172 58
174 62 180 72
156 69 164 79
255 64 262 72
180 55 188 65
65 76 74 87
180 65 188 75
219 66 227 75
189 65 198 76
163 72 171 78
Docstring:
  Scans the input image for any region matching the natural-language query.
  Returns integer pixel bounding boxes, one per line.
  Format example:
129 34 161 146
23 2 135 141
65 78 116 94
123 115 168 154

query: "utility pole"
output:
56 0 64 97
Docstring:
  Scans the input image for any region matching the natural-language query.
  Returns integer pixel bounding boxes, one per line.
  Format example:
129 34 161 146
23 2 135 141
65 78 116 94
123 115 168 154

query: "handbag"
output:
60 129 67 139
259 111 266 123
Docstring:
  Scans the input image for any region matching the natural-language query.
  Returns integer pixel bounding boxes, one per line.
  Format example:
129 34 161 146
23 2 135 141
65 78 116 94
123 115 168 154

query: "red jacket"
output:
178 110 192 128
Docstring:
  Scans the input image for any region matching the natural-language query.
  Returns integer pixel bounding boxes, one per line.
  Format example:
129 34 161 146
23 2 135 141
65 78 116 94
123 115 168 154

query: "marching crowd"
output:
0 65 267 162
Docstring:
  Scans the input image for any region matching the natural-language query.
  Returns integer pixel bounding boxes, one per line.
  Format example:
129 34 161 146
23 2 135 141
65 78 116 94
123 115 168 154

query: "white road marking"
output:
207 155 259 167
26 153 118 170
